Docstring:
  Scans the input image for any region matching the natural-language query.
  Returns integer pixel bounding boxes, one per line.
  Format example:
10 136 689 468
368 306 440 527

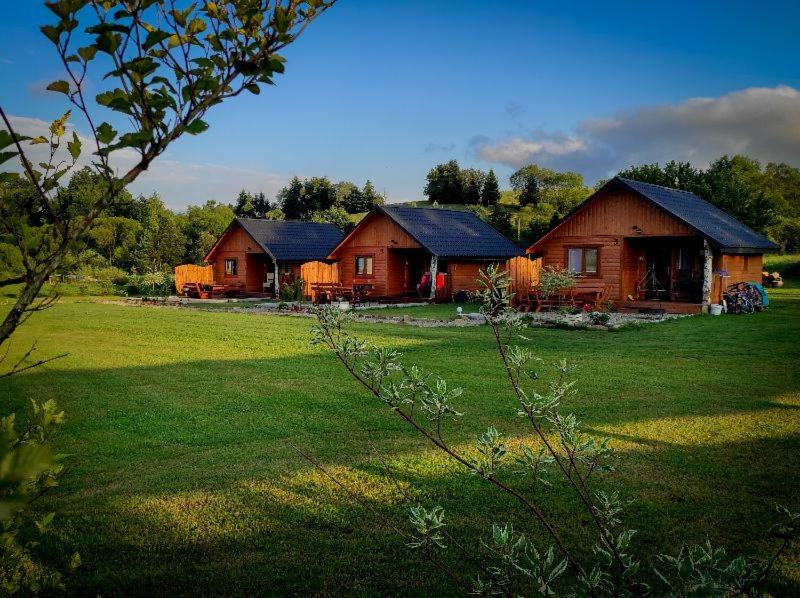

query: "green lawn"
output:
1 280 799 595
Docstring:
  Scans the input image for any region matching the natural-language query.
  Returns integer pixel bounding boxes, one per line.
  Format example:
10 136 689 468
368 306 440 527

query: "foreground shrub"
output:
311 265 798 595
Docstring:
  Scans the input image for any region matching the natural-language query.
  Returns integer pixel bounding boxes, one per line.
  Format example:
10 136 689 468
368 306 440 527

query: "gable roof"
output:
331 205 523 259
208 218 344 262
530 177 778 254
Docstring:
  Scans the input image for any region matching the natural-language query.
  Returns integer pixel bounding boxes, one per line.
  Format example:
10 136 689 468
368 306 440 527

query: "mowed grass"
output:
1 278 799 595
358 302 482 319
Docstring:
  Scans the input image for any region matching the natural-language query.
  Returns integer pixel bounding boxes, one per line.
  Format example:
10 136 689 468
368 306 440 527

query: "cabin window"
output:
224 258 237 276
278 263 292 275
567 247 599 275
355 255 374 276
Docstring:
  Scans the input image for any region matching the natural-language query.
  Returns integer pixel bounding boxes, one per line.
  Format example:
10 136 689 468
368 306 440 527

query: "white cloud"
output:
475 85 800 180
2 115 291 210
475 133 587 168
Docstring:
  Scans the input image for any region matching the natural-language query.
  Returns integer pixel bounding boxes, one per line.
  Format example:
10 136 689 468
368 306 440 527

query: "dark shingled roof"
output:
235 218 344 261
615 178 779 253
377 206 523 258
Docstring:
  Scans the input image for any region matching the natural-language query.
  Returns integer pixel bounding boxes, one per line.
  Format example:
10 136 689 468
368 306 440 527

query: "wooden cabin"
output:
526 177 779 313
328 206 523 300
204 218 343 296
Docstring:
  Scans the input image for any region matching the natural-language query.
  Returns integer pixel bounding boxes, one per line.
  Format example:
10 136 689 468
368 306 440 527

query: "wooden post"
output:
428 255 438 300
274 260 280 296
701 239 713 309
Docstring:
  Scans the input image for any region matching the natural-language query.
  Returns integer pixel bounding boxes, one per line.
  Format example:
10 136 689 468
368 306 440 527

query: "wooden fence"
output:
300 261 340 300
174 264 214 294
505 255 541 300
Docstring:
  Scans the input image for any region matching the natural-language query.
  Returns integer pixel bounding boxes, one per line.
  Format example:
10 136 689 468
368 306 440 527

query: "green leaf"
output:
245 83 260 95
143 29 171 50
0 130 29 150
45 1 68 18
95 31 122 54
95 122 117 145
67 131 81 160
30 136 48 145
186 17 206 35
46 80 70 95
184 119 209 135
96 89 132 115
40 24 62 43
77 45 97 63
0 151 18 165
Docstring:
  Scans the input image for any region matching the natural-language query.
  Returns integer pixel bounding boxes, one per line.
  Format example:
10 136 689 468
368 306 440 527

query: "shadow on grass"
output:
2 288 799 595
35 426 800 596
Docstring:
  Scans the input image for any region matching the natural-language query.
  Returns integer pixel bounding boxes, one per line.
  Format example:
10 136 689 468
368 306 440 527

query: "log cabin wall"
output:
448 261 499 292
334 212 422 297
206 224 267 293
532 190 699 304
711 253 764 303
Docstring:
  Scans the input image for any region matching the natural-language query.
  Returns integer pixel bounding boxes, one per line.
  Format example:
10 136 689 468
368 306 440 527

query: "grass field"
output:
1 267 799 595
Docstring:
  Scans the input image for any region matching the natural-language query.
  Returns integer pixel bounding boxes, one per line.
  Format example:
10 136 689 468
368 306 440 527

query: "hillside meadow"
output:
0 267 798 594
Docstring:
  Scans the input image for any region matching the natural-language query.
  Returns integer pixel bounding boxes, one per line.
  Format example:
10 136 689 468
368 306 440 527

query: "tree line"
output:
0 170 384 282
2 154 797 287
423 156 800 252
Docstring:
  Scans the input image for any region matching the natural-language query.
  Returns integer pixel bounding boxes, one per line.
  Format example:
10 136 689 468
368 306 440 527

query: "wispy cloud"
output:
474 85 800 180
1 115 291 210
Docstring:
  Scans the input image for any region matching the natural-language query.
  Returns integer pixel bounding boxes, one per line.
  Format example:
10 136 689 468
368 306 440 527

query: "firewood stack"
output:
762 271 784 288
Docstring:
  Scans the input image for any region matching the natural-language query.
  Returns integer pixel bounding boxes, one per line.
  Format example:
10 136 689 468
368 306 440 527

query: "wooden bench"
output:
573 284 613 311
531 287 576 312
312 283 350 304
312 283 374 306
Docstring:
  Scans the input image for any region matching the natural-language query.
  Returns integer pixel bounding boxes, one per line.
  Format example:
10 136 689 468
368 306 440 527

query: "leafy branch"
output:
311 266 799 596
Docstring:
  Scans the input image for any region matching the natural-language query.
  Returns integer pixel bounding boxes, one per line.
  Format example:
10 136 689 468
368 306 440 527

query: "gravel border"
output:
110 297 692 330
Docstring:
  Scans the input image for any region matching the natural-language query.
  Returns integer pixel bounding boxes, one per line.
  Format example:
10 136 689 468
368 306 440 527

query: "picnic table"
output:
181 282 238 299
517 284 612 313
181 281 227 299
312 282 373 306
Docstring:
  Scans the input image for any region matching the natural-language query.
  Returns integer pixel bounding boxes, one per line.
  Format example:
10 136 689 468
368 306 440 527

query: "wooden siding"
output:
300 261 340 300
531 190 702 304
174 264 214 293
334 212 422 297
506 256 541 298
206 224 267 292
449 262 485 292
711 253 763 303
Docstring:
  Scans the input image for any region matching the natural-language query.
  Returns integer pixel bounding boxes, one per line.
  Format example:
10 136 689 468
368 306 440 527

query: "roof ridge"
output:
235 217 339 225
384 204 481 215
617 177 698 196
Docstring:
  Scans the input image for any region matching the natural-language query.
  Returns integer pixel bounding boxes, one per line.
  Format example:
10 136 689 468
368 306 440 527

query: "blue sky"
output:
1 1 799 209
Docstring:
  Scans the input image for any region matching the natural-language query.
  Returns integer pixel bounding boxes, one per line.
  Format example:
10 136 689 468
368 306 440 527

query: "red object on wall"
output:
436 273 445 289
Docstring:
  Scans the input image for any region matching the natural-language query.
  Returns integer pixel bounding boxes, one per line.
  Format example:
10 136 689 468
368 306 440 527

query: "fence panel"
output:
300 261 340 300
174 264 214 294
505 256 541 301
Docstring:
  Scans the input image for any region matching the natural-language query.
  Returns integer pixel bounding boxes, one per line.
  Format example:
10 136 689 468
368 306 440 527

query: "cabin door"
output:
643 246 671 300
404 253 428 293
